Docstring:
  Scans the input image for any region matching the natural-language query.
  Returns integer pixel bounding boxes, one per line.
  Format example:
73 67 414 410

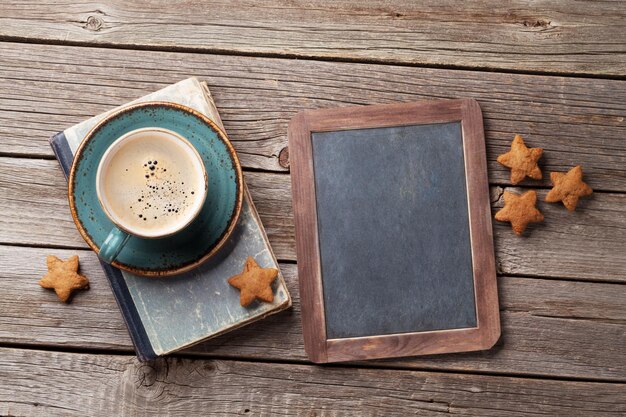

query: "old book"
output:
50 78 291 360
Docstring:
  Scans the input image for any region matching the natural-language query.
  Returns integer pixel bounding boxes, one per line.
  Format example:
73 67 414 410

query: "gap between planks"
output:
0 0 625 78
1 36 625 82
0 346 624 416
3 244 625 381
2 157 626 283
1 41 624 189
0 342 624 386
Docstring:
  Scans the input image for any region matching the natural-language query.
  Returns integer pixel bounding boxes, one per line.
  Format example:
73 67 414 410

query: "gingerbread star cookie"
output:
497 135 543 185
495 190 544 235
39 255 89 303
545 165 593 211
228 257 278 307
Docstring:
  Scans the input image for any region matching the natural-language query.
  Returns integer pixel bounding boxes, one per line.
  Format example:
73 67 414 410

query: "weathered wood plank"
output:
2 245 625 381
0 1 625 76
0 42 625 190
0 157 296 261
0 347 624 417
1 157 625 282
492 186 626 281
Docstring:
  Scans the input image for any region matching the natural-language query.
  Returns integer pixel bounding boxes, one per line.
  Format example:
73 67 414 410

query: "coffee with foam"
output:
97 128 207 238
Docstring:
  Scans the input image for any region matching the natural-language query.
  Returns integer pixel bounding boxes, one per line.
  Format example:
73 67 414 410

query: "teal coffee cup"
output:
95 127 208 263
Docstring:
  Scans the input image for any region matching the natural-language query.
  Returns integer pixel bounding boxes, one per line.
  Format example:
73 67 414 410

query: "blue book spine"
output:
49 132 156 361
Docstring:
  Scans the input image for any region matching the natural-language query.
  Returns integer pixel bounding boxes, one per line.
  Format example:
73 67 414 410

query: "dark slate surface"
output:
312 122 477 339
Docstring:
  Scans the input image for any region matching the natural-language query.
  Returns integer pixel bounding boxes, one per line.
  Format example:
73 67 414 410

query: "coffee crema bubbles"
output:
98 131 206 237
130 159 196 222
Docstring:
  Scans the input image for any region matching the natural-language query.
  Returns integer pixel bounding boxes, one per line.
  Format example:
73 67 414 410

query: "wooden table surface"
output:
0 1 625 415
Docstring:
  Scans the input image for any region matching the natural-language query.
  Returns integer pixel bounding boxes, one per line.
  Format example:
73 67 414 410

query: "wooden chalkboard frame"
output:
288 99 500 363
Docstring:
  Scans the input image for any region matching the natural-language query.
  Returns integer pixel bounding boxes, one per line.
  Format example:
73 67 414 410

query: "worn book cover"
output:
50 78 291 361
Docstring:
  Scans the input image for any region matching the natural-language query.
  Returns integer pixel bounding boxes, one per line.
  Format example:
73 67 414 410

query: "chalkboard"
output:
289 99 500 363
312 122 476 339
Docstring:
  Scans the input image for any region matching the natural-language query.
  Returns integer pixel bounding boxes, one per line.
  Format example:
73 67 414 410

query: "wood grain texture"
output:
460 99 501 350
2 245 625 381
0 156 296 259
1 347 624 417
0 0 625 76
1 2 624 411
491 186 626 281
288 112 327 363
2 157 626 283
0 42 624 190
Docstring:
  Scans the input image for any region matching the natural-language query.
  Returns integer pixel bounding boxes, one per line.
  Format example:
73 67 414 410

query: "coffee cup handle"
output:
99 227 131 264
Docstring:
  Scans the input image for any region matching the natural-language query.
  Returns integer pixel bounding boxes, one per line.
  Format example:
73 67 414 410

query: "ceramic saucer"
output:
69 102 243 276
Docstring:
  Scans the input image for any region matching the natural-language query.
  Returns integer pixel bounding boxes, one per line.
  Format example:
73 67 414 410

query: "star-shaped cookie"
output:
227 257 278 307
495 190 544 235
39 255 89 303
545 165 593 211
497 135 543 185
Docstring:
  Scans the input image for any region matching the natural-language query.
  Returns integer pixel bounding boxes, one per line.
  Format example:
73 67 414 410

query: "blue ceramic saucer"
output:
69 102 243 276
